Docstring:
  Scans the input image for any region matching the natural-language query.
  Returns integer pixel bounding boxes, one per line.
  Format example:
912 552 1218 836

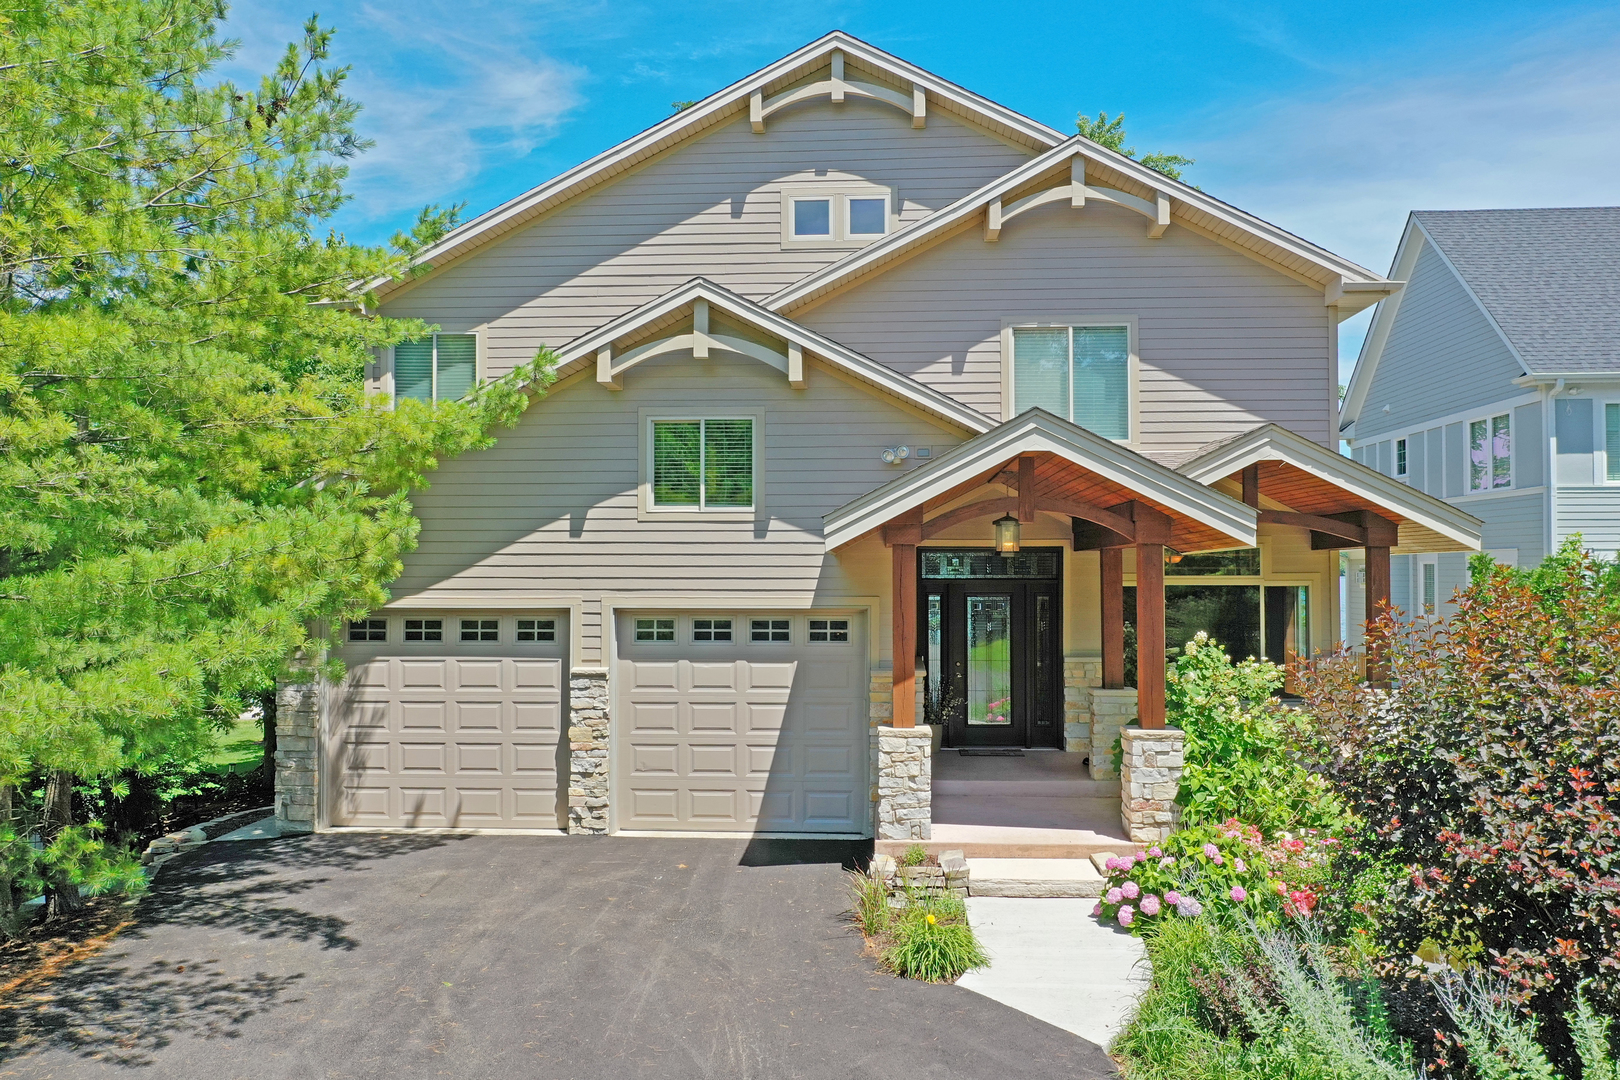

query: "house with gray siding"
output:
1340 207 1620 623
274 33 1480 849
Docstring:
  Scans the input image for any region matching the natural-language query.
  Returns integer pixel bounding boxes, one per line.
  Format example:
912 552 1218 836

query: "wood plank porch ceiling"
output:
1229 460 1411 525
922 452 1243 553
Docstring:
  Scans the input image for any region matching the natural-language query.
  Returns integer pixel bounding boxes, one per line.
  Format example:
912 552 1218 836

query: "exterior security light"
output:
880 445 911 465
993 514 1021 555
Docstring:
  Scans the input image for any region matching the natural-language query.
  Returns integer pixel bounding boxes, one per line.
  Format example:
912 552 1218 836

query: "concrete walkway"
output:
957 897 1150 1049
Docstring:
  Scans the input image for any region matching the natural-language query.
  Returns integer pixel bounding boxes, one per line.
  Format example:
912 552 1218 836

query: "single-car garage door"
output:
616 612 867 835
326 612 567 829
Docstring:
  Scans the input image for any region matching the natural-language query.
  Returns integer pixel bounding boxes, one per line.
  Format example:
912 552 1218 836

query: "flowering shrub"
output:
1296 542 1620 1065
1167 632 1344 835
1095 821 1277 933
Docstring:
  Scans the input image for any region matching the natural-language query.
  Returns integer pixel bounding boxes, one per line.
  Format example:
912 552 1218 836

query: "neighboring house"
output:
1340 208 1620 626
272 33 1481 844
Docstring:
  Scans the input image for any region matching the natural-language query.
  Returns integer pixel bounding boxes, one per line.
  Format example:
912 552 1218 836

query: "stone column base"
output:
273 677 320 834
1064 657 1102 752
1088 688 1138 780
1120 726 1186 843
568 671 610 834
875 725 933 841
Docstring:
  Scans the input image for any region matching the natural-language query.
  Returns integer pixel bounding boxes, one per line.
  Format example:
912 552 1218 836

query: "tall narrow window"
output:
1421 561 1437 615
1011 325 1130 440
1607 404 1620 482
651 419 753 510
394 333 477 403
1468 413 1512 491
1395 438 1408 477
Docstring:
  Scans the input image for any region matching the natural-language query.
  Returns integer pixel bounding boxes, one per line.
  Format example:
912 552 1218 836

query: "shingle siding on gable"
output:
795 199 1331 459
377 102 1031 378
1356 239 1524 441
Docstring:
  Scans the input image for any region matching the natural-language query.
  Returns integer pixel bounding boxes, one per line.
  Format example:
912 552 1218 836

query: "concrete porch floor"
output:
877 751 1141 860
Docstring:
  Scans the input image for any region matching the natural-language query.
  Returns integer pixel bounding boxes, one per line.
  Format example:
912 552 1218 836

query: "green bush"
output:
1097 821 1279 933
883 896 988 983
1167 633 1344 835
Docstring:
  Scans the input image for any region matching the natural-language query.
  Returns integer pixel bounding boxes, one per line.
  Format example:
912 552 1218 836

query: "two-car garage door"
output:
615 612 868 835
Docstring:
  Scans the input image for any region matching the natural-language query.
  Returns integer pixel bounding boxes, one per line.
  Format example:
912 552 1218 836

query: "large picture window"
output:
393 333 477 403
1011 325 1131 439
650 418 754 510
1468 413 1511 491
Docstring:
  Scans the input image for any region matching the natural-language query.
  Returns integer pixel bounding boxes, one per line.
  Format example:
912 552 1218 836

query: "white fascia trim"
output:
1346 391 1542 448
356 32 1065 302
766 137 1394 315
1177 424 1483 551
552 278 994 435
1341 217 1427 431
823 408 1257 552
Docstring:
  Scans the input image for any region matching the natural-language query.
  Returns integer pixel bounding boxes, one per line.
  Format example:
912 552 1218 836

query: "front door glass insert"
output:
966 595 1013 725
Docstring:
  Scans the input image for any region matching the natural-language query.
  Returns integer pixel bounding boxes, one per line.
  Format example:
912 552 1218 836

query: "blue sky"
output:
222 1 1620 375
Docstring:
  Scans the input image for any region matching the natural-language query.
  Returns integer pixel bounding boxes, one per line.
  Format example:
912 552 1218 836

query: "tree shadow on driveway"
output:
0 831 458 1068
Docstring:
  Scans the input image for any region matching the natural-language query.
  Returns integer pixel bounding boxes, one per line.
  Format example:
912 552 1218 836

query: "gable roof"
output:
823 408 1258 552
766 137 1398 316
359 32 1066 304
1342 207 1620 429
1177 423 1482 554
547 277 995 435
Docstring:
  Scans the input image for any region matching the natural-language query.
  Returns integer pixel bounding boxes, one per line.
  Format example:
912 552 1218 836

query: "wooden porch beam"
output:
1136 541 1167 728
892 541 918 727
1365 544 1392 689
1241 463 1260 508
1100 547 1125 689
1018 456 1037 523
919 494 1138 542
1259 509 1366 544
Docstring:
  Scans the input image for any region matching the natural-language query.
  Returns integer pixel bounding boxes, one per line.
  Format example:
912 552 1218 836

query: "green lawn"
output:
204 713 265 774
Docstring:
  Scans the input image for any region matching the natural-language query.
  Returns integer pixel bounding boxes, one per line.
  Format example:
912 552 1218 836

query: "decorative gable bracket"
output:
984 154 1171 241
597 298 807 391
751 49 926 133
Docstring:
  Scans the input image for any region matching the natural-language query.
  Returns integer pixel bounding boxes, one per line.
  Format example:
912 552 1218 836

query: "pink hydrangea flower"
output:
1148 847 1163 858
1092 901 1103 918
1104 856 1121 872
1117 905 1135 927
1203 843 1220 859
1164 890 1181 905
1213 854 1225 866
1105 887 1123 904
1121 880 1140 900
1230 886 1248 902
1159 857 1176 869
1234 858 1247 873
1176 897 1203 918
1139 894 1161 917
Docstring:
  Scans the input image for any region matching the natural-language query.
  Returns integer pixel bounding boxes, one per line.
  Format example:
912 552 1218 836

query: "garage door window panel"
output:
461 618 499 642
348 618 387 642
404 619 443 642
751 618 790 643
516 618 555 642
692 618 733 642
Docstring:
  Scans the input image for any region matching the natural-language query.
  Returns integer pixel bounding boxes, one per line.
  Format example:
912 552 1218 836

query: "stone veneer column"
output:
1120 726 1186 843
567 671 610 834
868 670 892 827
1064 656 1102 752
1088 687 1138 780
274 675 320 834
875 725 933 840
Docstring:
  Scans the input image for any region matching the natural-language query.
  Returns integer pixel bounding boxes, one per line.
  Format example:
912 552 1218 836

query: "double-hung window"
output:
1606 404 1620 482
1395 438 1408 478
1010 325 1132 440
394 333 477 403
1467 413 1511 491
650 418 754 511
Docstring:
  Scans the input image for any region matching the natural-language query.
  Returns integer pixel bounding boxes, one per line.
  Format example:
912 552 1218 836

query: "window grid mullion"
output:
698 419 707 511
430 334 438 402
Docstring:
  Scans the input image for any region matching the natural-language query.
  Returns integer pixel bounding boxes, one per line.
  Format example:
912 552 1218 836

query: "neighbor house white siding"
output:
794 199 1334 460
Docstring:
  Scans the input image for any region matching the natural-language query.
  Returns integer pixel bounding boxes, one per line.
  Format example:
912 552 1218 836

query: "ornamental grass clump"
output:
883 896 988 983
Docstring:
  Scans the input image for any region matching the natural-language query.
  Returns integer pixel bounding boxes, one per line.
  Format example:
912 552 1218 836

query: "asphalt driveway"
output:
0 832 1119 1079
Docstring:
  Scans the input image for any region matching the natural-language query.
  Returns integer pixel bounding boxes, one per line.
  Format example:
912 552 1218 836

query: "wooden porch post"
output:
1100 547 1125 689
1364 544 1392 689
1135 542 1167 728
890 539 919 728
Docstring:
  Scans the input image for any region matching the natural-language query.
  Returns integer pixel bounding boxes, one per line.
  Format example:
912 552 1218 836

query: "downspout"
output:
1545 378 1563 560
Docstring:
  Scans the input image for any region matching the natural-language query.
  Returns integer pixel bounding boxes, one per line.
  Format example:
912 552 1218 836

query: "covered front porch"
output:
827 413 1482 861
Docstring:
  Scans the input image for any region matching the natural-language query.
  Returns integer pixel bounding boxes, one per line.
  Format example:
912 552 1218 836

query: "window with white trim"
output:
1395 438 1408 477
635 618 675 642
460 618 498 642
347 618 386 642
516 618 555 642
692 618 733 643
404 618 443 642
751 618 790 643
394 333 477 403
1419 557 1438 616
781 188 892 246
650 419 753 510
808 618 849 643
1467 413 1511 491
1606 403 1620 482
792 198 832 238
1011 325 1131 440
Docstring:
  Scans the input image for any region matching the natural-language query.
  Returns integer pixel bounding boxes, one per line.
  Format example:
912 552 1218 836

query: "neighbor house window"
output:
460 618 498 642
692 618 733 643
1395 438 1408 477
1607 404 1620 481
808 618 850 643
1420 559 1438 616
516 618 555 642
635 618 675 642
1011 325 1131 440
348 618 386 642
650 419 754 510
1468 413 1511 491
403 618 443 642
393 333 477 403
751 618 790 643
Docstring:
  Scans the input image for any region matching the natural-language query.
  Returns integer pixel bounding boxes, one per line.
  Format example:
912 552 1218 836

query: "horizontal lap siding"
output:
391 355 965 664
1472 493 1546 564
796 200 1332 458
378 103 1031 376
1556 489 1620 555
1356 240 1524 441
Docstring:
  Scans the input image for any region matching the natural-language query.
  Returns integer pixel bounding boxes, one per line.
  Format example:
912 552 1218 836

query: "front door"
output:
921 549 1064 749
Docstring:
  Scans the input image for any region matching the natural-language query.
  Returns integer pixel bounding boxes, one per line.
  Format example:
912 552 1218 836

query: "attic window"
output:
780 187 892 247
792 199 832 238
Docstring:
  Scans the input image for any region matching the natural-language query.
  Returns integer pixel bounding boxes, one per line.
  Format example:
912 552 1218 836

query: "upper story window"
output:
780 186 893 247
1467 413 1511 491
1395 438 1408 478
650 418 754 511
792 198 832 237
1606 404 1620 482
1010 325 1132 441
394 333 477 403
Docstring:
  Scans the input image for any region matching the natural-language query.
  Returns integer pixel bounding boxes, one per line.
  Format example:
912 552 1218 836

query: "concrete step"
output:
933 777 1120 798
967 858 1106 898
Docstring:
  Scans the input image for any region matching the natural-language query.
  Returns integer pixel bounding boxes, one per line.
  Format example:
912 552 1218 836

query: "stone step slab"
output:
966 857 1105 898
